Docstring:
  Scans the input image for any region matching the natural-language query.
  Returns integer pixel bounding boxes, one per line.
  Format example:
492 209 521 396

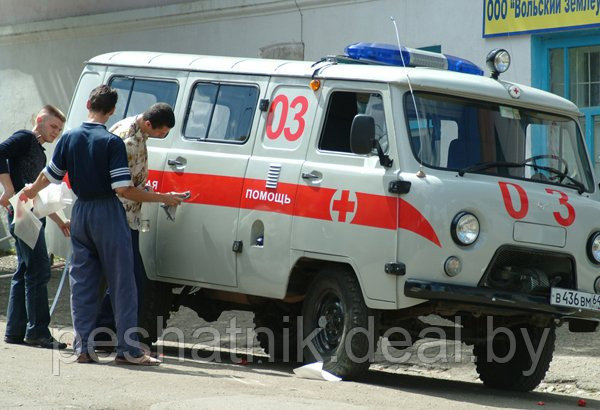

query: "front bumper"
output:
405 279 600 321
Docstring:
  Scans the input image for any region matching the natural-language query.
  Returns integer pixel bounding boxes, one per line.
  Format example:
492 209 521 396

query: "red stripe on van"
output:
160 171 245 208
147 169 441 247
352 192 441 247
398 198 442 248
295 185 336 221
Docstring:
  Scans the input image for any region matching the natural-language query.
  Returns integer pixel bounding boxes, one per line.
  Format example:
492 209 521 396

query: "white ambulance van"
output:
56 43 600 391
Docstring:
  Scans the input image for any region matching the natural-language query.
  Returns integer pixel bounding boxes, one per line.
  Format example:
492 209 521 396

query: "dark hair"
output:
40 104 66 122
142 103 175 129
88 85 118 114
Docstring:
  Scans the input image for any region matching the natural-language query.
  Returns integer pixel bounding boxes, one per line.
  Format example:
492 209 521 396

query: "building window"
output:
549 48 564 97
568 46 600 108
535 32 600 176
549 45 600 107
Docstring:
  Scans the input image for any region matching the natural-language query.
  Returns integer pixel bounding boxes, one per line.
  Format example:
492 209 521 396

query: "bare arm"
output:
22 172 51 199
115 186 184 206
48 212 71 237
0 173 15 208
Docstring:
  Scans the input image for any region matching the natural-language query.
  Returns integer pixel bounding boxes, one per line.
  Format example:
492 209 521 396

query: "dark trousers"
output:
5 213 52 340
69 196 141 357
95 228 144 334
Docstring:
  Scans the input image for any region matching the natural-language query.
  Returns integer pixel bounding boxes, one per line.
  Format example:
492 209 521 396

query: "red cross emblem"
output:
331 190 356 222
508 85 521 99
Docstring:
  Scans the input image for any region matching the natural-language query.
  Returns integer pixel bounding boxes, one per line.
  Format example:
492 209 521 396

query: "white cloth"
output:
9 183 71 248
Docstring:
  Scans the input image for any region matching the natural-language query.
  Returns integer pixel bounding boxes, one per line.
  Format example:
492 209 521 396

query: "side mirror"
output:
350 114 393 168
350 114 375 155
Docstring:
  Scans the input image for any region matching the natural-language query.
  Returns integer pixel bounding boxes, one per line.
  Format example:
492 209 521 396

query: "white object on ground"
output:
9 191 41 249
293 362 342 382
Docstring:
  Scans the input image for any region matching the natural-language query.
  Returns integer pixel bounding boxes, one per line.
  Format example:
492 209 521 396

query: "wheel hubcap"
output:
314 292 345 355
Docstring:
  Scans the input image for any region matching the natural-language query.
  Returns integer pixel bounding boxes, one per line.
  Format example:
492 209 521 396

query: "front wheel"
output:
302 269 374 380
473 324 555 391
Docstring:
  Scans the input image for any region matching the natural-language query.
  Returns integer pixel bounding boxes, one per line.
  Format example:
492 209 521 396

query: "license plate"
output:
550 288 600 311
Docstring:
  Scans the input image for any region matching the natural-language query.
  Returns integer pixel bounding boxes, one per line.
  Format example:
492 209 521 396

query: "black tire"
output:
253 303 301 363
302 269 374 380
473 324 555 391
138 277 174 348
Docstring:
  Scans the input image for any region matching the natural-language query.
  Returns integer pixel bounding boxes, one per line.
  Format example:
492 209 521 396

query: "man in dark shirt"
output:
0 105 69 349
25 85 181 365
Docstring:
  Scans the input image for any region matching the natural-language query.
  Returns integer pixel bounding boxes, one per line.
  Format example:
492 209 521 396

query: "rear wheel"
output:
302 269 374 380
138 277 174 348
473 324 555 391
253 302 301 362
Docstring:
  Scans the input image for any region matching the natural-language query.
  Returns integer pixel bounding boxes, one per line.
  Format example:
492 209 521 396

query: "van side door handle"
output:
168 159 184 167
168 157 187 169
302 172 320 180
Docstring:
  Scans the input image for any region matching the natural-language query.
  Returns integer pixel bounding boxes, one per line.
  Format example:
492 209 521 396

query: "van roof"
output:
88 51 580 115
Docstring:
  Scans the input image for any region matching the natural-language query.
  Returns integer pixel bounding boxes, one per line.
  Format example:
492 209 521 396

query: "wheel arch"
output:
286 252 395 309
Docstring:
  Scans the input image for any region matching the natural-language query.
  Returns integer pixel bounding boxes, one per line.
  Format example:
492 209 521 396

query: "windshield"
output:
404 92 594 192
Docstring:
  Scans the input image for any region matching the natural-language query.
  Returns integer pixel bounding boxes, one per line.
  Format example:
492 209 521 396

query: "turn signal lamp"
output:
344 42 484 76
309 79 321 91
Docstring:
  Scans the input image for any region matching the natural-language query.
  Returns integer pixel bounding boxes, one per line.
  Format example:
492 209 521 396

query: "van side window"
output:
184 82 259 143
107 77 179 130
319 91 388 154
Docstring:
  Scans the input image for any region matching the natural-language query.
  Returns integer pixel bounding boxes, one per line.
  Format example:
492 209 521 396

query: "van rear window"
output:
183 82 259 143
107 76 179 130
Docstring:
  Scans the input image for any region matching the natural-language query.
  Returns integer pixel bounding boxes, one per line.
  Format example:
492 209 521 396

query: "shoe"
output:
3 335 24 344
115 353 161 366
24 336 67 350
76 353 95 364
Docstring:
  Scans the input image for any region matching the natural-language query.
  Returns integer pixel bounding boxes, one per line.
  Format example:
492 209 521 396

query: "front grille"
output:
479 246 576 296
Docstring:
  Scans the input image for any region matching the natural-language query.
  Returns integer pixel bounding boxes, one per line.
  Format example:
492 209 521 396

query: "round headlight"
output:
486 49 511 79
451 212 480 246
587 232 600 264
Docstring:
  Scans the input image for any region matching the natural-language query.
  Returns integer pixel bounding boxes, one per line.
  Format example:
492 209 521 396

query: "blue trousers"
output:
69 196 141 357
95 228 144 334
5 213 52 340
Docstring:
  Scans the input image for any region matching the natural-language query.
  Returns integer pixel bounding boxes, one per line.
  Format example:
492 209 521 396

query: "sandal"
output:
115 354 161 366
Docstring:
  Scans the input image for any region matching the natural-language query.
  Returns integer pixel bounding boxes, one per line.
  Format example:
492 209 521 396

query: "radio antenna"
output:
391 16 426 178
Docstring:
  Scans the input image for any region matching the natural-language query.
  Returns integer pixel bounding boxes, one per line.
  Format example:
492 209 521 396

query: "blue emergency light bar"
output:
344 42 484 76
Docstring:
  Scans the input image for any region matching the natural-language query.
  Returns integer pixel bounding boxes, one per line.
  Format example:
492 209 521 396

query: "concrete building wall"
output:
0 0 531 138
0 0 193 25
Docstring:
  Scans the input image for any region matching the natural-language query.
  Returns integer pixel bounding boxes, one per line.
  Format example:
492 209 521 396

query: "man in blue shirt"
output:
0 105 70 349
24 85 182 365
